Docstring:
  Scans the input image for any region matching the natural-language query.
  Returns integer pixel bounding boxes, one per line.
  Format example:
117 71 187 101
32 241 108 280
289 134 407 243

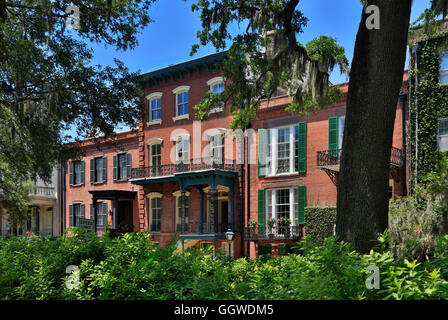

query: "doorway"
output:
117 200 133 226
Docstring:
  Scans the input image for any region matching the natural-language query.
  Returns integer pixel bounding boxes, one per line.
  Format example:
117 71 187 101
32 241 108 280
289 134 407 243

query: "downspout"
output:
240 132 245 258
246 124 251 258
399 92 407 196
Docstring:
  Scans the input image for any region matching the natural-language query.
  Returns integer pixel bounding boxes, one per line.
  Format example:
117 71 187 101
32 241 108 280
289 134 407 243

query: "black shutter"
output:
126 153 132 179
80 160 85 185
69 204 74 227
113 155 117 180
69 162 74 186
90 158 95 183
35 208 40 233
103 202 108 226
103 157 107 182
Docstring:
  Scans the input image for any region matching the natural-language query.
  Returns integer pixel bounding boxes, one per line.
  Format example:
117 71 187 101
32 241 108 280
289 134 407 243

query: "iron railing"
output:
316 147 404 168
244 225 303 241
176 221 233 234
131 158 238 179
30 186 55 197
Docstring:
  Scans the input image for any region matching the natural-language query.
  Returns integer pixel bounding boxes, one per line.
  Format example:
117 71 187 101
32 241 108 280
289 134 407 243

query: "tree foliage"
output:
0 0 155 224
190 0 348 129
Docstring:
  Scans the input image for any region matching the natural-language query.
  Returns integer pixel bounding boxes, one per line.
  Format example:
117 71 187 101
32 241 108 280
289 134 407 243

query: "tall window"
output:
266 125 300 175
69 203 85 227
95 202 108 227
175 192 190 231
266 188 298 226
210 80 225 112
441 53 448 85
118 154 127 180
149 196 162 232
150 97 161 121
438 118 448 152
73 161 82 185
210 134 224 163
338 116 345 150
176 91 189 116
176 139 189 163
95 157 104 182
439 118 448 136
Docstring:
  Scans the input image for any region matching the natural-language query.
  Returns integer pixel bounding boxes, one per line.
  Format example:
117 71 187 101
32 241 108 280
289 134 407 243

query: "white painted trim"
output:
146 192 163 199
172 190 191 197
170 132 190 141
172 85 191 94
172 114 189 122
205 128 227 137
206 76 224 86
146 120 162 126
146 92 163 100
147 138 163 146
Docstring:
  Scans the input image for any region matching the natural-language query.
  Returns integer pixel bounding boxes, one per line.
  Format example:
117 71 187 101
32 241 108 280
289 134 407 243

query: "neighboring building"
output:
64 131 140 235
408 19 448 187
0 166 63 236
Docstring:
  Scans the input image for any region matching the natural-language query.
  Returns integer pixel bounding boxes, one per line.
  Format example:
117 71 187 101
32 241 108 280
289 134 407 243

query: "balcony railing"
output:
30 186 55 197
176 221 233 234
317 147 404 168
244 226 303 241
131 158 238 179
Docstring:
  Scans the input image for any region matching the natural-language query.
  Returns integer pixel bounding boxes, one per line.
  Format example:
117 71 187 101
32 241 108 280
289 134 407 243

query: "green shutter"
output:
329 117 338 157
298 121 307 173
258 129 266 177
298 185 306 225
257 189 265 236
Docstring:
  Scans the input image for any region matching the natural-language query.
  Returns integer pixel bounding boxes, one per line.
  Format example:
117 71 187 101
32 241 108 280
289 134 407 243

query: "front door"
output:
220 200 229 232
117 201 133 226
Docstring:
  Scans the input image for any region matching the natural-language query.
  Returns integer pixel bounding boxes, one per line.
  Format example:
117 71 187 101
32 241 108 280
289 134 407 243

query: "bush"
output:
304 206 336 242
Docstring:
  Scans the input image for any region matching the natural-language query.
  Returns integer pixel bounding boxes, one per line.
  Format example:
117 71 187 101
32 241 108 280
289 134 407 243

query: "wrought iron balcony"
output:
131 157 238 179
176 221 233 234
316 147 404 169
244 226 303 241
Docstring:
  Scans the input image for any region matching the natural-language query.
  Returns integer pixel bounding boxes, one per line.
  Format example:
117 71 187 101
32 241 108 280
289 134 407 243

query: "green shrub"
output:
304 206 336 242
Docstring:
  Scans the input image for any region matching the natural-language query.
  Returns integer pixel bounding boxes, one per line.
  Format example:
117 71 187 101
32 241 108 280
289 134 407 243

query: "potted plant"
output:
267 218 276 238
277 217 291 236
247 219 258 237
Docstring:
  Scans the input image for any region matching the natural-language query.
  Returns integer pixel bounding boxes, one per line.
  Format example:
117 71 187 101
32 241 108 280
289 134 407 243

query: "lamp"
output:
225 228 234 258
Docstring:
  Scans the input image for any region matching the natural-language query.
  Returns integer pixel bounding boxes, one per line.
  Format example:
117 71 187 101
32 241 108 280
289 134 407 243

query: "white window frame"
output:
440 52 448 85
146 92 163 125
147 192 163 233
437 118 448 152
266 125 298 176
207 77 225 113
338 116 345 150
176 138 190 164
265 188 298 227
172 86 191 121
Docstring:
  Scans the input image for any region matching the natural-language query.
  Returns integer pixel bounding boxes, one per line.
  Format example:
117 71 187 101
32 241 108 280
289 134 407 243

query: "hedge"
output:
304 206 337 242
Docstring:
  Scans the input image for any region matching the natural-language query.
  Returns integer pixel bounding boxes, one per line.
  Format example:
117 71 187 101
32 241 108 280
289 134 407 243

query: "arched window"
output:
146 192 163 232
172 86 190 121
173 190 191 232
207 77 225 112
146 92 163 124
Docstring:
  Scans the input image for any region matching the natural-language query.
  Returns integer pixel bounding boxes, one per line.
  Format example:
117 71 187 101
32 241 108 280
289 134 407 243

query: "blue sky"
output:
69 0 432 137
87 0 432 84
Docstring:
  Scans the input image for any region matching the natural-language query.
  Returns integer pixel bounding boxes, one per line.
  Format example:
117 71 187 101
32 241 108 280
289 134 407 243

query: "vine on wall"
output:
409 32 448 190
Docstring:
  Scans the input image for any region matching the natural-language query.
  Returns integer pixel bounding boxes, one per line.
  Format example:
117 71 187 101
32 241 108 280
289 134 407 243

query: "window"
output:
176 91 189 116
69 160 85 185
174 191 190 231
266 125 301 175
266 188 298 226
176 139 189 163
150 97 161 121
147 193 162 232
95 202 108 227
150 144 161 167
441 53 448 84
69 203 85 227
207 77 225 112
113 153 131 180
210 134 224 163
90 157 107 183
338 116 345 150
438 118 448 152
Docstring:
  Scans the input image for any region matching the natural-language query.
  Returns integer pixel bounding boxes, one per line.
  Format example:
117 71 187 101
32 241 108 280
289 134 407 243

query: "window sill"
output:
209 107 224 114
173 114 189 122
147 119 162 126
264 172 302 178
92 181 106 185
70 184 84 187
114 179 129 183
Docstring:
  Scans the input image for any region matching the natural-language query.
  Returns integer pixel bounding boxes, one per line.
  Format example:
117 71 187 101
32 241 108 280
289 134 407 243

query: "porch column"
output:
180 191 187 233
198 188 203 233
93 198 97 232
113 197 118 229
208 188 218 233
229 185 234 231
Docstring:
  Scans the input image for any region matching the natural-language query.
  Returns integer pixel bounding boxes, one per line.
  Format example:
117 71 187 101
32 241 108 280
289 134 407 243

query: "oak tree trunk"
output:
336 0 412 253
